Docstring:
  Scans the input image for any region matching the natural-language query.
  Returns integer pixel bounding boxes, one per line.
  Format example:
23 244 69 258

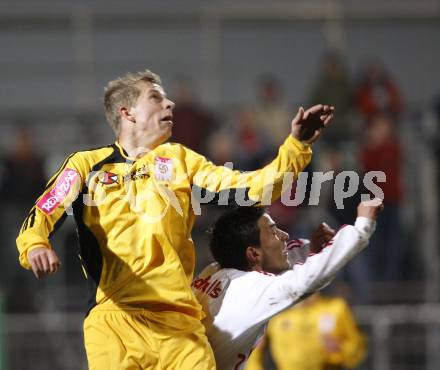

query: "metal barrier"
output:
5 312 86 370
3 304 440 370
355 304 440 370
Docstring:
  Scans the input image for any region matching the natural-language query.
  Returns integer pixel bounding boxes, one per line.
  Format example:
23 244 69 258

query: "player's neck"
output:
118 132 163 159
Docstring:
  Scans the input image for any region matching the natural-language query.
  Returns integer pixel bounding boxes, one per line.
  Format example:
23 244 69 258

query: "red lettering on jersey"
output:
193 276 223 298
209 281 223 298
192 275 211 292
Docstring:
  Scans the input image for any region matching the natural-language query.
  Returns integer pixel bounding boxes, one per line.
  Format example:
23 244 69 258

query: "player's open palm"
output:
28 246 61 278
291 104 335 144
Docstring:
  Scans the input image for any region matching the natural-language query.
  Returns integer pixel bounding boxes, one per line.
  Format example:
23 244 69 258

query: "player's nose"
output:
165 98 175 110
278 229 289 242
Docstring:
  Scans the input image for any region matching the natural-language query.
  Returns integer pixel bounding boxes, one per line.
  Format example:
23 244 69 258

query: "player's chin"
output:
160 124 172 136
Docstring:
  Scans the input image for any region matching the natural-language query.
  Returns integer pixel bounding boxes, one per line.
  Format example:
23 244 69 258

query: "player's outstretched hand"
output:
28 246 61 279
357 198 384 221
291 104 335 144
309 222 336 254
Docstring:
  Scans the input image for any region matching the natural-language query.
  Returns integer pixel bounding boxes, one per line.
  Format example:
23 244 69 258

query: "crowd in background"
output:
0 51 436 317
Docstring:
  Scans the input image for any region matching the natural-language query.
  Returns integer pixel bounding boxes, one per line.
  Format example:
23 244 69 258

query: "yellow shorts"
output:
84 307 216 370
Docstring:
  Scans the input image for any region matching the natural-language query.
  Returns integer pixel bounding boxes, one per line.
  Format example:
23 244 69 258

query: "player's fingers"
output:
31 265 41 279
314 235 327 246
321 113 334 126
291 106 304 126
30 259 43 279
322 105 334 113
321 222 336 235
48 250 61 274
305 104 324 115
317 232 334 244
39 254 50 274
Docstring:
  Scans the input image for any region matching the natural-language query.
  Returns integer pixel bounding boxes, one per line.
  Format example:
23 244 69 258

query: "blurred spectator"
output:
170 77 215 154
0 126 46 311
233 107 274 170
309 51 354 143
359 114 406 281
252 76 291 149
0 126 46 206
236 108 263 161
246 292 366 370
315 148 372 304
206 129 236 166
354 60 403 123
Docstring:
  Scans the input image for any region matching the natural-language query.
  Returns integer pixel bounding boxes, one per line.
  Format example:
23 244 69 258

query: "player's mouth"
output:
160 115 173 126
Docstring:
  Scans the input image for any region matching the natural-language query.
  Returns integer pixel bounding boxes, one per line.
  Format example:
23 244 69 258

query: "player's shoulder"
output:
69 143 124 169
68 143 114 160
197 264 245 282
198 262 222 278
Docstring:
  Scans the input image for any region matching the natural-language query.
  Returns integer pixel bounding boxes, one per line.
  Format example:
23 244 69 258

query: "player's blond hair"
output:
104 69 162 136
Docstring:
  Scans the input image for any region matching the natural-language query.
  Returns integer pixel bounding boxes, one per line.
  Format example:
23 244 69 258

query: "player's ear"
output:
245 246 261 266
120 106 136 123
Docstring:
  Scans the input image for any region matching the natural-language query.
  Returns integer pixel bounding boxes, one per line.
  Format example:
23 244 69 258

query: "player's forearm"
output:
288 217 376 296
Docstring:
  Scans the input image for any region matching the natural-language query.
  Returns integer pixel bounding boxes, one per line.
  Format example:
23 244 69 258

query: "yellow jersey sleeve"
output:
326 299 367 368
185 135 312 206
16 153 85 269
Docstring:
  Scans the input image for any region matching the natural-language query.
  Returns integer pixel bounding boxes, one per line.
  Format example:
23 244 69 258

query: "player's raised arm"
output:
245 199 382 322
185 105 334 208
281 199 382 297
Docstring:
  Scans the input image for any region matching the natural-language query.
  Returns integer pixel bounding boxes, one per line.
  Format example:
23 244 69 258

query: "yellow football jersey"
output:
247 294 366 370
17 137 311 321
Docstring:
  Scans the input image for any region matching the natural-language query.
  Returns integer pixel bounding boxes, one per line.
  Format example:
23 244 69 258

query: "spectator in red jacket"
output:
355 60 403 123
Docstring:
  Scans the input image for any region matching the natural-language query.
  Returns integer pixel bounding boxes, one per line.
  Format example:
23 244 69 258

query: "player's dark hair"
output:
209 207 266 271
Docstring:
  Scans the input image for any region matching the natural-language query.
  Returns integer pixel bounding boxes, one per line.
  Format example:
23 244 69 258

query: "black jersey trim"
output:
72 195 103 315
90 143 129 172
72 145 127 315
43 144 114 193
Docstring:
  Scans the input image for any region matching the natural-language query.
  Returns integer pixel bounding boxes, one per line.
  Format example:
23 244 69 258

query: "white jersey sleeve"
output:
193 217 375 370
285 238 312 266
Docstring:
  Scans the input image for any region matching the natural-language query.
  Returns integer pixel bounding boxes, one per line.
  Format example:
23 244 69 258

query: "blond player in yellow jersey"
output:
16 69 334 370
246 292 366 370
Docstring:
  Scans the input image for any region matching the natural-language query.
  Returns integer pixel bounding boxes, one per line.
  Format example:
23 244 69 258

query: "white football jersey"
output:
193 217 375 370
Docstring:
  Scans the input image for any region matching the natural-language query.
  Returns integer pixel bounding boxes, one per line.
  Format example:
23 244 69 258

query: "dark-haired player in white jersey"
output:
193 199 382 370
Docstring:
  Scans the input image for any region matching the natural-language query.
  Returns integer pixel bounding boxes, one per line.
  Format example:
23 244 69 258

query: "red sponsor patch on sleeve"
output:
37 168 80 214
